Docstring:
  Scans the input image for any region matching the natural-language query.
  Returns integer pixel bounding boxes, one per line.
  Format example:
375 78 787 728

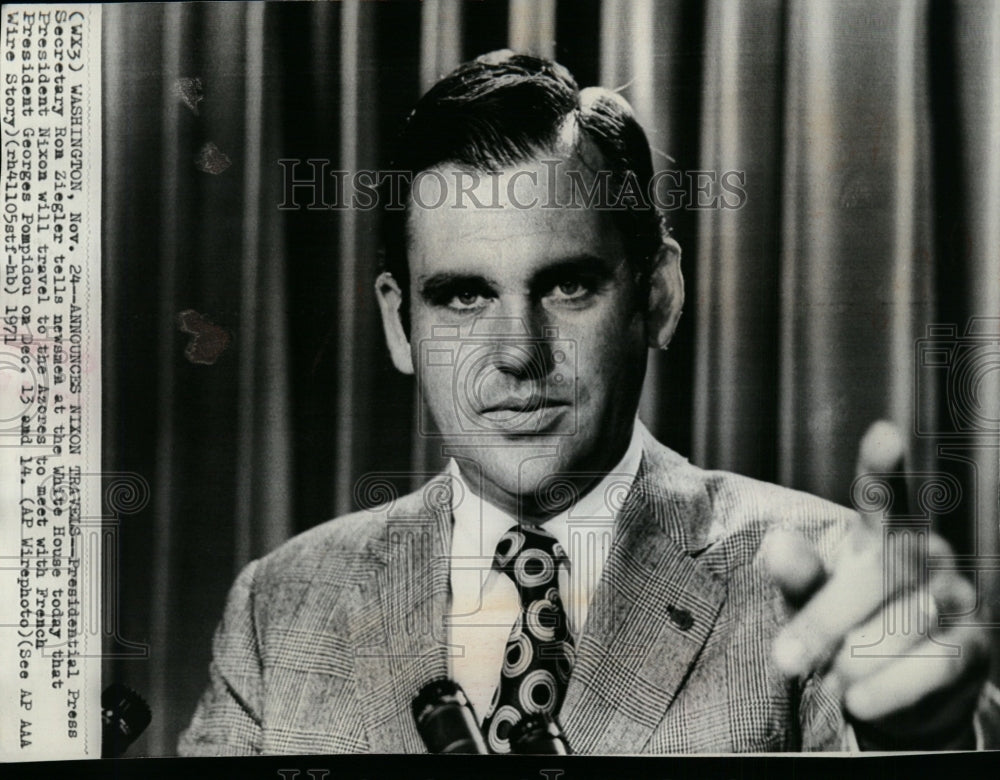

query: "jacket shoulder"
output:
258 506 385 580
244 485 434 619
641 434 856 565
707 470 856 571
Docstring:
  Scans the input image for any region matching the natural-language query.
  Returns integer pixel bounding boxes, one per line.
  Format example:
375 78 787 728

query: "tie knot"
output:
493 524 568 592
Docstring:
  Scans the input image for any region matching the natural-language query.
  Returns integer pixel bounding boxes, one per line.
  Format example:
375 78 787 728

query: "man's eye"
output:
450 291 488 309
548 278 592 301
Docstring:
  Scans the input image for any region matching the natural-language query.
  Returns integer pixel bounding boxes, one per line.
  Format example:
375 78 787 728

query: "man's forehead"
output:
411 143 605 205
405 153 621 272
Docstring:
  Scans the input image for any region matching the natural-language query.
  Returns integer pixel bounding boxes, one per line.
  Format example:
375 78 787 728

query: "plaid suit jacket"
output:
178 430 995 754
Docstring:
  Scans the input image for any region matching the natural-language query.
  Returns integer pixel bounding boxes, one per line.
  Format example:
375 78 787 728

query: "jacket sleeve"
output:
799 673 1000 751
178 560 265 756
973 681 1000 748
797 673 852 751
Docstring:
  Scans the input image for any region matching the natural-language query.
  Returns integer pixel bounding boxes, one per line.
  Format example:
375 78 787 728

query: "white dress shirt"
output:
446 420 645 722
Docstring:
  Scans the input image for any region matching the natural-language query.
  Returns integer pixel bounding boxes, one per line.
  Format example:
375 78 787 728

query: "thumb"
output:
762 529 827 610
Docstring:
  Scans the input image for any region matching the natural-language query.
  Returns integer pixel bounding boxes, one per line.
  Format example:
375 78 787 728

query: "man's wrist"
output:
850 714 977 751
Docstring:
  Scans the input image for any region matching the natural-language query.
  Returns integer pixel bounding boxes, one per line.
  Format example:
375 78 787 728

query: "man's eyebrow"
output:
529 254 620 288
417 272 499 301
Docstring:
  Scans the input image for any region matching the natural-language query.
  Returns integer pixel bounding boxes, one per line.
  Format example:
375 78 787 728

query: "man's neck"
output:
451 420 643 524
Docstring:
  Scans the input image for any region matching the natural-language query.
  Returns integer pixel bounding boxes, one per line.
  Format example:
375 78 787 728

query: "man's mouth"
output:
473 398 572 435
478 398 571 414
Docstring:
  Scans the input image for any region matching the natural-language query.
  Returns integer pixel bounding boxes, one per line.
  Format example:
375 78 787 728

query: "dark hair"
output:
381 50 668 322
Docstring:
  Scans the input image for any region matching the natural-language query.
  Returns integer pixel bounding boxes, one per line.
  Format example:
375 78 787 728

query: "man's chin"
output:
451 445 596 519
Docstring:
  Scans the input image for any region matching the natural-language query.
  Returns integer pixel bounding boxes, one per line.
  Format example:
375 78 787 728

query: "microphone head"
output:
412 679 488 754
412 678 467 722
508 713 571 754
101 683 152 758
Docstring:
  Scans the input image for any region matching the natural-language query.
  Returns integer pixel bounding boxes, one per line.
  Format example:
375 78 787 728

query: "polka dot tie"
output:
481 523 575 754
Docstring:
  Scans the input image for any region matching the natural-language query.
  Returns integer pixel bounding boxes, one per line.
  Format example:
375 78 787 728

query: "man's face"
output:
397 155 649 516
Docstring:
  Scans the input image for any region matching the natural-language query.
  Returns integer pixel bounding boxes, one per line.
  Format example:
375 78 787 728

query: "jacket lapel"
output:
347 480 453 752
559 437 728 753
342 438 726 754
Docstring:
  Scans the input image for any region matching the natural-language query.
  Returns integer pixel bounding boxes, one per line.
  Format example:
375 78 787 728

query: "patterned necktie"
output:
480 523 575 754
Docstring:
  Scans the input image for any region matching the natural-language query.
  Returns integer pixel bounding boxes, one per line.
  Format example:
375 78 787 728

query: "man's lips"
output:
478 398 571 414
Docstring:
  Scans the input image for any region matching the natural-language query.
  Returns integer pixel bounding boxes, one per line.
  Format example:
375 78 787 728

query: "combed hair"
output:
381 50 668 320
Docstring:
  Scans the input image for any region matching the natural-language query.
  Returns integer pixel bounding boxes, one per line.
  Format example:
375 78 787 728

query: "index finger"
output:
770 421 910 678
854 420 907 529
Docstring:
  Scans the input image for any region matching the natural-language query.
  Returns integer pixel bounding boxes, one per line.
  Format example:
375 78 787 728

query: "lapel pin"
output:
667 606 694 631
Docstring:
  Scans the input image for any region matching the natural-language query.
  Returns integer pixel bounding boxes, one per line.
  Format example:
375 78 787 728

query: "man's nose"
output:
475 301 555 380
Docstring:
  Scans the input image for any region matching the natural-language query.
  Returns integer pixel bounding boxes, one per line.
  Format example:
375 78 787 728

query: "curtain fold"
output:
776 0 936 499
148 3 184 757
412 1 465 488
332 0 378 517
600 0 703 451
101 0 1000 754
237 1 293 564
693 0 784 481
509 0 557 58
948 0 1000 622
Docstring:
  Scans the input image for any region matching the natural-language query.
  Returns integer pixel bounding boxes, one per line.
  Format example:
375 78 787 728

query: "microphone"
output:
101 682 152 758
508 713 572 754
412 679 488 754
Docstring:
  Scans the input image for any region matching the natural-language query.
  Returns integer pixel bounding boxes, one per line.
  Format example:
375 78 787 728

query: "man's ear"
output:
375 271 415 375
646 237 685 349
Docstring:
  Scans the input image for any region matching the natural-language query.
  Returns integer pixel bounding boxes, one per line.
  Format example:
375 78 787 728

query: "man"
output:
179 52 998 755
